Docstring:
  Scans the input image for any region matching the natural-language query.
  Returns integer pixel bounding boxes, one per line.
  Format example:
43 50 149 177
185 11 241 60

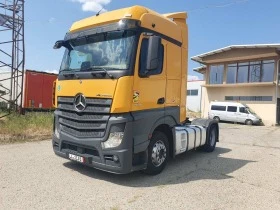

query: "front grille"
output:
58 103 110 113
60 111 107 121
60 118 106 129
61 142 99 157
57 96 112 138
61 125 105 138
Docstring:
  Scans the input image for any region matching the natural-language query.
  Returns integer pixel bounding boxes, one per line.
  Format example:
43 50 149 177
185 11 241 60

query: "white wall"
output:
0 72 12 103
201 86 277 126
0 71 23 108
186 80 204 112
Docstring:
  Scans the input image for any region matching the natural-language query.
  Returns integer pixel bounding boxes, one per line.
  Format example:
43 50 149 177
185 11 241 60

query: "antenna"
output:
96 8 104 16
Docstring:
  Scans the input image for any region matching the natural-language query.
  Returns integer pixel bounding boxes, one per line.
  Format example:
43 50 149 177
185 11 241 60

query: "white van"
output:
209 101 262 125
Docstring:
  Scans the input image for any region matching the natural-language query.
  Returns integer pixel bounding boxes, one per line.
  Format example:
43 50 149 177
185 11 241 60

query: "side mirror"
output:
53 40 65 49
53 40 73 51
146 36 161 71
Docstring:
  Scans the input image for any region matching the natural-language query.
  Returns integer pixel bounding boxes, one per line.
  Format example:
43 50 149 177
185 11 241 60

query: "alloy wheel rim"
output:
151 140 167 167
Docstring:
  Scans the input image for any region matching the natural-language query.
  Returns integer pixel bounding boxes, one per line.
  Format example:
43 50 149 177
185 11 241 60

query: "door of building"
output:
277 98 280 124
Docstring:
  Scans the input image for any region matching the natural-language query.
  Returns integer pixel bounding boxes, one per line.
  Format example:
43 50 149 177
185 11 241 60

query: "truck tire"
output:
203 125 217 152
144 131 169 175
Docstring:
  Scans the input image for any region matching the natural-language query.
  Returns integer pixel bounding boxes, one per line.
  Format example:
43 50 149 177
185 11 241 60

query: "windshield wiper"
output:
83 67 114 79
60 69 79 79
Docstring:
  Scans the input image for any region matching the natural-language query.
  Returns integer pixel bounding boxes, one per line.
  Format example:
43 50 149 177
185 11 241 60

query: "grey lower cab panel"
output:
174 125 207 155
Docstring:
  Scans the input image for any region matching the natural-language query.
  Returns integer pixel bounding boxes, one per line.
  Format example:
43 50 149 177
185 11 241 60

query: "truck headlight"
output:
102 132 124 149
55 125 60 139
54 119 60 139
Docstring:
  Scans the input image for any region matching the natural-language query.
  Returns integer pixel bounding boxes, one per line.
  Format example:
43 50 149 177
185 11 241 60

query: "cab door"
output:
132 34 167 112
238 106 249 123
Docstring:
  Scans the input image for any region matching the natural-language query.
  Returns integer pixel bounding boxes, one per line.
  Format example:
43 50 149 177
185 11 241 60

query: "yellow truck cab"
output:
52 5 219 175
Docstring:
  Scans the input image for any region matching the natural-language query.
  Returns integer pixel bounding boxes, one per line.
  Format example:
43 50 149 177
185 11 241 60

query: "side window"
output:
240 107 249 114
139 38 164 76
211 105 226 111
227 106 237 112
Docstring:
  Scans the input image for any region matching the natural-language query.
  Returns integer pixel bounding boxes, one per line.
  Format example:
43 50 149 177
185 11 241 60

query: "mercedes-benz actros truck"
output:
52 5 219 175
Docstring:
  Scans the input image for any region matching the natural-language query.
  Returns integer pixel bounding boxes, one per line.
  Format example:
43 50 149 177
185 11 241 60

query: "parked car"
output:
209 101 262 125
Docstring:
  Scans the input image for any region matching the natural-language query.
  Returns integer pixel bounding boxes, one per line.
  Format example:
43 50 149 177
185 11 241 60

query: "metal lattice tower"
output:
0 0 25 117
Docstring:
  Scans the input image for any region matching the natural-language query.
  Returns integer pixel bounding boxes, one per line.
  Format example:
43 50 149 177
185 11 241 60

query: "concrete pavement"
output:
1 123 280 209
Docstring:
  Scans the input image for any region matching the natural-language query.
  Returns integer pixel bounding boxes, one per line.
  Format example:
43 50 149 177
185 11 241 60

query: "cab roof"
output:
70 5 187 32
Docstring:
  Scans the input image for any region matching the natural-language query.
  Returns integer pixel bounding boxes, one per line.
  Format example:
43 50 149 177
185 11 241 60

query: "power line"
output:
187 0 250 12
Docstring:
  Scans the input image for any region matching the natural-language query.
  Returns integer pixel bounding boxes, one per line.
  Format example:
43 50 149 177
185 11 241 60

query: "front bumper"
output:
53 138 139 174
52 114 148 174
252 118 262 125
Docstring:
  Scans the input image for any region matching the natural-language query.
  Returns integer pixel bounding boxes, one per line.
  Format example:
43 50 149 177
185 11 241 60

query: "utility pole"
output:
0 0 25 118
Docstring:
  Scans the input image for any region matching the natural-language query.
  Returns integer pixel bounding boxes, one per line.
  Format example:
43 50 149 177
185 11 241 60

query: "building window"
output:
238 62 249 83
225 96 273 101
249 61 261 82
226 60 275 84
262 60 274 82
187 89 199 96
227 64 237 84
0 90 6 96
209 65 224 84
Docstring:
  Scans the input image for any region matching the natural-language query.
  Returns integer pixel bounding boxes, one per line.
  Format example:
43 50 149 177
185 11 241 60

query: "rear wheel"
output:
213 116 220 122
203 125 217 152
245 119 253 125
144 131 169 175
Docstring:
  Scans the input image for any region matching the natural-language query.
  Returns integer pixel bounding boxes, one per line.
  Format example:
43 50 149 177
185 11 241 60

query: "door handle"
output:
157 97 165 104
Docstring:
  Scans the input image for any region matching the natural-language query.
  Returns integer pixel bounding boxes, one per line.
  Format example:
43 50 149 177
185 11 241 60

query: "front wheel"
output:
144 131 169 175
245 119 253 125
203 125 217 152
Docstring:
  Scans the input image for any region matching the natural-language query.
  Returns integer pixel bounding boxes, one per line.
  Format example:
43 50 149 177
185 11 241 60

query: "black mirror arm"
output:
64 42 73 51
53 40 73 51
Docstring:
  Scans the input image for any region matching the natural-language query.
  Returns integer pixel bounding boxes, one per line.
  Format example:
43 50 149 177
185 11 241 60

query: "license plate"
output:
69 154 85 163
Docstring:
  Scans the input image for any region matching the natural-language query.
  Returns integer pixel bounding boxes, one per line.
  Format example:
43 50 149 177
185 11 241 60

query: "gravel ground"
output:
1 123 280 210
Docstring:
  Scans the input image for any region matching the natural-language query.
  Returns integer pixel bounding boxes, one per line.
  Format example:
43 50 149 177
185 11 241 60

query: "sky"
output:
2 0 280 80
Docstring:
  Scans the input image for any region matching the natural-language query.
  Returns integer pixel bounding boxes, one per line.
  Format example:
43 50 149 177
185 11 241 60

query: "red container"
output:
23 70 57 109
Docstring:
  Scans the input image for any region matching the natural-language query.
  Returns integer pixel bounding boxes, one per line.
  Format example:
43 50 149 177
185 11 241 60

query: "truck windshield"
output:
60 30 136 73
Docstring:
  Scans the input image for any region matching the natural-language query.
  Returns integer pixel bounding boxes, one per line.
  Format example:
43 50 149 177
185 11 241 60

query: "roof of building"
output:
191 43 280 64
26 69 58 76
193 65 206 73
187 80 204 82
1 69 58 76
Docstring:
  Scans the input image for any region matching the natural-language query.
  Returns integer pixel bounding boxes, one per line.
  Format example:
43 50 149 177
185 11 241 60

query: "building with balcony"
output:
192 44 280 125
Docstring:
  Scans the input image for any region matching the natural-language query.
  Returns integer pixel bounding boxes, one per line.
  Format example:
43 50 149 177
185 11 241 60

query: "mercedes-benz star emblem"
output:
74 94 86 112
